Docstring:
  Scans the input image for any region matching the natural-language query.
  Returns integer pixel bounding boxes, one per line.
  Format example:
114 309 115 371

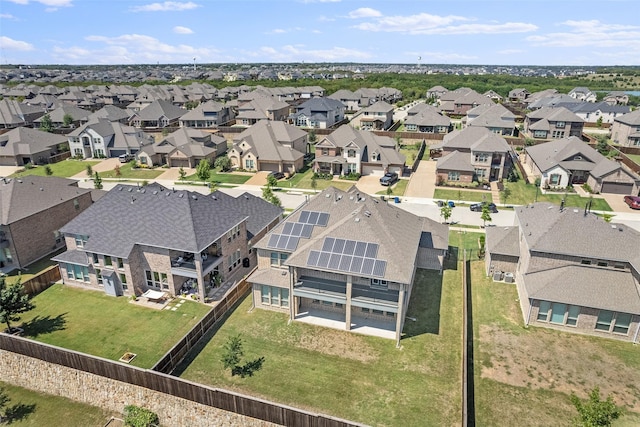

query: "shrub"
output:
23 163 33 170
123 405 159 427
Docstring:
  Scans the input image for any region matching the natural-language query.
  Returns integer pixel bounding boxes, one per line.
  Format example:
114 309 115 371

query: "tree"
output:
44 165 53 176
93 172 103 189
214 155 232 172
266 174 278 188
62 113 74 128
480 204 492 227
440 205 452 223
221 334 265 378
196 159 211 181
308 129 317 143
570 387 621 427
40 114 53 132
596 116 603 128
0 387 9 422
0 277 35 333
386 185 393 197
86 164 93 177
500 187 512 206
114 164 121 177
178 166 186 180
123 405 159 427
262 186 282 207
596 136 610 156
311 174 318 191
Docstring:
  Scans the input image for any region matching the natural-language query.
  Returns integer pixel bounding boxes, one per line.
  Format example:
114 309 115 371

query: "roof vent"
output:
212 195 217 200
128 188 132 192
364 210 371 217
39 187 43 191
611 224 617 229
166 192 171 196
140 189 145 193
244 194 249 199
326 194 331 198
153 191 158 195
355 218 360 222
119 187 123 191
192 195 198 200
178 193 184 198
17 179 22 183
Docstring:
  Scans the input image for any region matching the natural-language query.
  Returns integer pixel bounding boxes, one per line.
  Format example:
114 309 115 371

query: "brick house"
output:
53 184 281 301
248 186 449 346
485 202 640 343
0 176 96 272
524 107 584 139
610 109 640 148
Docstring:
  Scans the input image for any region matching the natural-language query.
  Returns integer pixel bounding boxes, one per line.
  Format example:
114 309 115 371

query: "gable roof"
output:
322 125 405 166
614 109 640 126
234 121 306 163
135 99 185 121
525 136 605 174
0 127 67 157
0 176 91 224
436 150 474 172
526 106 584 123
441 126 510 153
485 226 520 257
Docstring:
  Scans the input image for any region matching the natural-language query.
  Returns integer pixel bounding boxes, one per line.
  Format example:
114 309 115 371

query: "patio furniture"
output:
142 289 168 303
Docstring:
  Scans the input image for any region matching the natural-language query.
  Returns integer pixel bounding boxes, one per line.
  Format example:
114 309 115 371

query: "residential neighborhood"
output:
1 67 640 427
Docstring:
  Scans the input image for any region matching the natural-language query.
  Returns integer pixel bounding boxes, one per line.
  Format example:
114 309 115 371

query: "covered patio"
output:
295 307 396 340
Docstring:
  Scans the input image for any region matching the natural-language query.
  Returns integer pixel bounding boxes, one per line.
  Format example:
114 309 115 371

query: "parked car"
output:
268 171 285 180
379 172 399 186
119 153 134 163
470 202 498 213
624 195 640 210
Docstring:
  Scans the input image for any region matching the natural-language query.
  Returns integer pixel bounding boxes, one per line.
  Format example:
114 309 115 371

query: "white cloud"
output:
251 45 371 62
526 20 640 49
130 2 199 12
348 8 382 19
266 27 303 35
0 14 17 19
353 12 537 35
173 26 193 34
0 36 34 51
6 0 72 6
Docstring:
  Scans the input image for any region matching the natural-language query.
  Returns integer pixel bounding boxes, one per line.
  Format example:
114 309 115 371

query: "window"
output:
270 252 288 268
581 259 592 265
555 121 566 128
145 270 168 289
346 163 357 173
68 263 90 283
474 168 487 179
245 159 254 169
228 249 241 272
91 253 99 265
53 230 63 245
73 148 83 156
566 305 580 326
321 148 328 156
447 171 460 181
533 130 547 138
549 174 561 186
537 301 551 321
73 198 80 210
371 278 388 289
595 310 613 331
552 130 565 138
613 313 631 334
117 258 124 269
119 273 128 290
104 255 112 267
96 269 103 285
474 152 489 163
94 148 104 157
75 235 88 248
260 285 289 307
550 303 567 324
372 309 384 315
362 307 370 313
347 149 356 158
597 261 608 267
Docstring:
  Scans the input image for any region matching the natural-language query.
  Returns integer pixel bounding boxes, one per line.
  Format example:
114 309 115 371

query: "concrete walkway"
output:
405 159 436 198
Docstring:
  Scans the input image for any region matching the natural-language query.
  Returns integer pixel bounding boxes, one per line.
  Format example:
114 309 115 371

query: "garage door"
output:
110 150 127 158
171 158 190 168
601 182 633 194
260 162 280 172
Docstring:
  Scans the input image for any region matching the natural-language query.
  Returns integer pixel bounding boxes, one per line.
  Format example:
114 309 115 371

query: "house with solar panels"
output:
248 186 449 346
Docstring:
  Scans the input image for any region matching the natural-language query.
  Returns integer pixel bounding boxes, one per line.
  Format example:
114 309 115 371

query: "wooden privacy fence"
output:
152 277 252 374
20 266 60 296
0 335 364 427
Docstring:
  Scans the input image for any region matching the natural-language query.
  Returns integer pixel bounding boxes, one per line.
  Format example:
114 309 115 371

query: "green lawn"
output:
18 284 211 368
179 266 462 426
626 154 640 165
471 261 640 426
375 178 408 196
4 249 64 285
12 159 100 178
0 381 116 426
99 163 164 179
503 180 612 210
434 188 491 203
399 143 429 167
277 168 355 191
183 168 252 185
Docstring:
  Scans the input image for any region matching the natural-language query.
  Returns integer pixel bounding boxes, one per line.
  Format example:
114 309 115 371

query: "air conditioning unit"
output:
492 270 503 281
503 272 514 283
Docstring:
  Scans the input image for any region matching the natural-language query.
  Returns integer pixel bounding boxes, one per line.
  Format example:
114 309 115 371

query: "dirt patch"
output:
294 328 379 362
478 324 640 410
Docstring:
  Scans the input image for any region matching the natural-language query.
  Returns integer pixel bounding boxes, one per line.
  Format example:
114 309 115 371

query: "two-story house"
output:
129 99 186 128
352 101 394 131
404 104 452 133
179 100 234 129
434 127 512 185
524 107 584 139
248 186 449 346
439 90 493 116
313 125 405 176
524 136 639 194
68 118 155 159
228 120 308 175
328 89 360 112
611 110 640 147
137 127 227 168
288 97 345 129
485 203 640 343
235 96 290 126
568 87 597 103
464 104 516 136
0 176 97 273
0 100 45 129
53 184 282 301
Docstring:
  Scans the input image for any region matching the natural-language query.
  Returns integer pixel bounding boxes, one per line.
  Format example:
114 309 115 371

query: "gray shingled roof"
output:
441 126 510 153
255 186 448 284
485 226 520 257
233 121 306 163
526 106 584 123
135 99 186 121
614 109 640 126
59 184 250 258
322 125 405 166
0 176 92 224
525 136 608 175
436 150 474 172
0 127 67 157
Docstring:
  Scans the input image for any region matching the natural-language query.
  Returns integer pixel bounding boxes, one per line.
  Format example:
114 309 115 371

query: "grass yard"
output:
179 266 463 426
399 143 429 167
18 284 211 368
12 159 100 178
626 153 640 165
98 163 164 180
183 168 252 185
375 178 409 196
278 168 355 191
503 180 612 210
0 381 116 426
3 249 64 285
470 261 640 426
434 188 491 203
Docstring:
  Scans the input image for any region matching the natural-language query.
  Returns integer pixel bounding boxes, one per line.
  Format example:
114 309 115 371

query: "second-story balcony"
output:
171 251 222 279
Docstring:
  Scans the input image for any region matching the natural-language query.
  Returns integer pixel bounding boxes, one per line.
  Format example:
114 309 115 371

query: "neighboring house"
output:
235 96 290 126
524 107 584 139
328 89 360 112
610 110 640 147
404 104 452 133
288 97 345 129
483 90 504 103
603 91 629 106
426 85 448 102
229 120 307 174
0 127 68 166
568 87 597 102
523 89 559 106
434 127 512 184
0 176 96 272
352 101 394 131
524 136 639 194
129 99 186 128
485 202 640 343
87 105 132 124
0 100 45 129
508 88 530 102
137 127 227 168
465 104 516 136
313 125 406 176
33 105 91 129
68 119 155 159
527 94 576 110
248 186 449 345
179 100 234 128
53 183 282 301
439 90 493 115
559 102 630 125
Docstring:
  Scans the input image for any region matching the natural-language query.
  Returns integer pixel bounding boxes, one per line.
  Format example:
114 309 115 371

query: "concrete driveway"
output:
356 174 395 194
405 159 436 198
244 171 269 186
155 167 195 180
602 193 637 212
0 166 21 177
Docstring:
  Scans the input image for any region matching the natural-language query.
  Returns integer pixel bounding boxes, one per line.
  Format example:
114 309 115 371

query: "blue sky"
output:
1 0 639 66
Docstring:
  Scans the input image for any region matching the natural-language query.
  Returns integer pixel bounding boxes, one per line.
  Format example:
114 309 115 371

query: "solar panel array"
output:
266 211 330 251
306 237 387 278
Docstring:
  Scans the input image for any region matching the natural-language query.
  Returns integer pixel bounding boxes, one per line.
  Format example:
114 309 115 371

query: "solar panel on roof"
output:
361 258 375 276
301 224 314 238
365 243 378 258
267 234 280 248
307 250 320 267
276 235 289 250
292 222 303 236
343 240 356 255
317 212 329 226
299 210 310 223
286 236 299 251
333 238 346 254
350 256 363 273
339 255 352 271
354 241 367 257
308 211 319 225
322 237 335 252
282 222 294 234
328 253 341 270
317 251 330 268
372 260 387 277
